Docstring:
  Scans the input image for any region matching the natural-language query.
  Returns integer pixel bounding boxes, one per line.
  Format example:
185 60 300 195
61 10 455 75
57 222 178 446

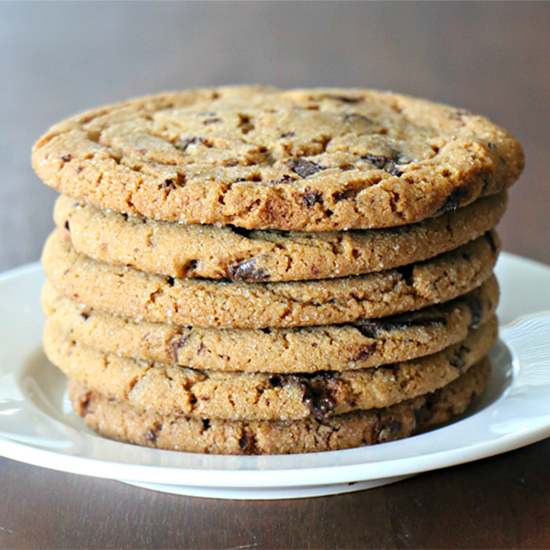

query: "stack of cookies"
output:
33 87 523 454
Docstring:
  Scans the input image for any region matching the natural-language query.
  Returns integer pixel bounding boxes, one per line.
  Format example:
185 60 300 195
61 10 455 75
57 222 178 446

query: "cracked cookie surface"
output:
46 317 497 421
42 276 498 373
42 229 499 329
55 192 507 282
68 358 490 454
33 86 523 231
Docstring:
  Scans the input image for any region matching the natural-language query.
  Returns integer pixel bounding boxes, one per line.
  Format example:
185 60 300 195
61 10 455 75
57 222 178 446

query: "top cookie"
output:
32 86 523 231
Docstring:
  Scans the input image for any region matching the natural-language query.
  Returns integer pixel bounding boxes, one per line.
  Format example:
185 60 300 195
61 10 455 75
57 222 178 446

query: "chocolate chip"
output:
484 231 497 253
202 419 211 431
301 373 337 420
302 187 323 207
203 118 222 125
280 131 295 138
487 142 495 150
166 276 175 287
351 344 377 362
80 312 89 321
60 154 72 162
228 260 269 282
362 153 403 177
288 158 325 178
64 220 70 233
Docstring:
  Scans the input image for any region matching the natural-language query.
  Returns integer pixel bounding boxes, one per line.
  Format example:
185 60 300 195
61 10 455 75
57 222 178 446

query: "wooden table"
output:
1 3 549 548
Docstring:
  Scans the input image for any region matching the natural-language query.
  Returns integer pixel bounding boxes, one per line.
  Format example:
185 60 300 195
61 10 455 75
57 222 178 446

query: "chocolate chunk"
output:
270 174 297 185
450 345 470 371
362 153 403 177
302 187 323 207
238 433 249 451
238 432 258 454
227 225 253 239
186 259 198 272
378 420 402 442
344 113 374 124
177 137 209 151
228 260 269 282
460 295 484 329
333 189 357 202
351 344 377 362
161 173 186 189
269 375 283 388
484 231 497 253
327 95 362 103
288 158 325 178
171 334 189 362
436 186 468 215
144 422 162 443
396 264 415 285
355 311 446 338
301 373 337 420
413 405 428 426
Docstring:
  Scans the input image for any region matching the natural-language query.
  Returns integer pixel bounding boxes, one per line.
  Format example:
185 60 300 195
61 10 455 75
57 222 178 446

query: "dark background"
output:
1 1 549 271
1 3 550 549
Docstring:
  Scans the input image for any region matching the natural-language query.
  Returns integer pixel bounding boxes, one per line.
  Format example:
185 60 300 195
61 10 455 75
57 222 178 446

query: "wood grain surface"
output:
1 2 550 549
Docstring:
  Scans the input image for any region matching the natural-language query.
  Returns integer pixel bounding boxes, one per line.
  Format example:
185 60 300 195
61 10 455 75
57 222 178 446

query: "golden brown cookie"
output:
42 276 498 373
68 358 490 454
46 317 497 421
33 86 523 231
54 192 507 282
41 229 500 329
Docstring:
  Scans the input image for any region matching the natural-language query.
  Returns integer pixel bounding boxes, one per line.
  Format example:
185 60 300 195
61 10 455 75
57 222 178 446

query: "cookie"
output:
33 86 523 231
42 275 498 373
46 316 497 421
68 357 490 454
42 229 499 329
54 192 507 282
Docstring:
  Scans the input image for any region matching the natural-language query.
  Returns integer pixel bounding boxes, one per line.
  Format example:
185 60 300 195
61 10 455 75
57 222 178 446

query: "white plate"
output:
1 253 550 500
